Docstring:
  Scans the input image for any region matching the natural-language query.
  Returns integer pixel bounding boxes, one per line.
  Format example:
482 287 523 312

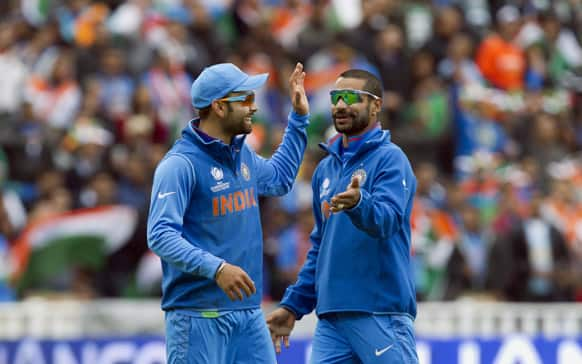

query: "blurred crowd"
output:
1 0 582 304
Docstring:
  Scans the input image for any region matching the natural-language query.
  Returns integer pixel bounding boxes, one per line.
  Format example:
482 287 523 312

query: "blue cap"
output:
190 63 269 109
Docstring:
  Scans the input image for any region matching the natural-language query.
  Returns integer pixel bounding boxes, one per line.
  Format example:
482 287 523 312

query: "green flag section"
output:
17 235 106 292
11 205 138 292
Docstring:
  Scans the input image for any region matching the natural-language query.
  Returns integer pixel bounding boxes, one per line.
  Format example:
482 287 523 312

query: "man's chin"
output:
334 123 351 134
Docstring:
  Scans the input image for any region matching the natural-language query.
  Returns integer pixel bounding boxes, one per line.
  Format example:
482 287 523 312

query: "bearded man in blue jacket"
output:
147 62 309 364
267 69 419 364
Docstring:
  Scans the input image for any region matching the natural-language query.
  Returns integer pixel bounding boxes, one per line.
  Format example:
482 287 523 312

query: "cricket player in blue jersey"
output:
267 69 419 363
147 62 310 364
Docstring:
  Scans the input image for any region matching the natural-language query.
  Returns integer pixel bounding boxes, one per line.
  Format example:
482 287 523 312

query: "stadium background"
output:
1 0 582 363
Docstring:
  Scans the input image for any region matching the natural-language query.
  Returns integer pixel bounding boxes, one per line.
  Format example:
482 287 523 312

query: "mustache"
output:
332 111 357 119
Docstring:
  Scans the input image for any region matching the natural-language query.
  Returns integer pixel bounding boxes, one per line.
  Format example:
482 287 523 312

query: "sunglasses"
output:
216 92 255 107
330 89 380 106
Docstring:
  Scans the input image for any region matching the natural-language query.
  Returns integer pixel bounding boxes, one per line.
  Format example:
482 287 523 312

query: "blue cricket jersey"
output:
147 111 308 311
280 128 418 319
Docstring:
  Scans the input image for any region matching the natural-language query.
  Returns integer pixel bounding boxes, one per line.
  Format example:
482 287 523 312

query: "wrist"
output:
290 110 310 120
214 262 226 280
280 305 299 320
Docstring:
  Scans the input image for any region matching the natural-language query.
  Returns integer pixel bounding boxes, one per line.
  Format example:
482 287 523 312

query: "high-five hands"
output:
330 176 362 213
289 62 309 116
215 262 256 301
266 307 296 354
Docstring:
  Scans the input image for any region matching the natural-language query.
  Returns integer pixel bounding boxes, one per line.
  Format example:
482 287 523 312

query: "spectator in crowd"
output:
0 20 28 116
25 51 82 129
424 5 466 64
476 5 526 90
494 191 573 301
95 47 135 122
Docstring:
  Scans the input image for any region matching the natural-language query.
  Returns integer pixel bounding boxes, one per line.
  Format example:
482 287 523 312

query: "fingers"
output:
272 336 289 354
224 287 238 301
289 62 303 84
231 286 244 301
329 177 361 212
270 332 277 349
229 278 255 301
331 194 353 207
218 265 256 301
239 275 256 297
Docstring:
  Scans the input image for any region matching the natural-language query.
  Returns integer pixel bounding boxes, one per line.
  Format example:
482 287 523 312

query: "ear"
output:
370 98 382 118
211 100 226 118
373 98 382 113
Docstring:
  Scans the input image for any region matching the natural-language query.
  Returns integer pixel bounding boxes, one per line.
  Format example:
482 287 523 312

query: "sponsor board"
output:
0 335 581 364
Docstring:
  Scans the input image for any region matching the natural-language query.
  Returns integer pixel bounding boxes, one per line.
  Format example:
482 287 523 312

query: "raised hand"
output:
215 263 256 301
266 307 296 354
330 175 361 213
289 62 309 116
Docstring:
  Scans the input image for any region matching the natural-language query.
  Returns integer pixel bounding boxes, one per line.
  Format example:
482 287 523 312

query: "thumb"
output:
350 176 360 189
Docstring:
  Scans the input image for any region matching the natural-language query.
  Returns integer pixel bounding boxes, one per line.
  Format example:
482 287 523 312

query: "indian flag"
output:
10 205 138 292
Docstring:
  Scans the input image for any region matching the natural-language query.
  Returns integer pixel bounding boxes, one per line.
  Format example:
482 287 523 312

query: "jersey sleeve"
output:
279 170 322 319
147 154 223 279
254 111 309 197
344 148 416 240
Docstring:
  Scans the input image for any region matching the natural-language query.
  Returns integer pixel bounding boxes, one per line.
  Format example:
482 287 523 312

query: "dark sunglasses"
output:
330 89 380 106
216 92 255 106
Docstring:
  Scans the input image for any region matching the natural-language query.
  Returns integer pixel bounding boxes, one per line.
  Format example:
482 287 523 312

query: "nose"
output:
333 97 348 110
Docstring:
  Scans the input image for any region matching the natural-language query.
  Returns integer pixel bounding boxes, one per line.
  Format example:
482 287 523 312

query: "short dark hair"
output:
197 106 211 120
338 69 383 99
196 99 234 120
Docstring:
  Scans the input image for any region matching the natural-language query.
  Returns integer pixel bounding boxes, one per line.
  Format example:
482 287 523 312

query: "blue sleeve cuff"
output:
346 188 364 211
280 289 315 320
279 304 300 320
201 256 225 280
345 188 367 216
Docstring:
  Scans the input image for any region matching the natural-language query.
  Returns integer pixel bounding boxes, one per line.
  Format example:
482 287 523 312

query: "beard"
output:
231 115 253 135
224 105 253 135
332 106 370 136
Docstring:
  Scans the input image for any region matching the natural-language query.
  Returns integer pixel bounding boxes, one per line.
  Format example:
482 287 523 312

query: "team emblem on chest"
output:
211 167 224 181
241 163 251 181
210 166 230 193
320 177 331 198
350 169 367 187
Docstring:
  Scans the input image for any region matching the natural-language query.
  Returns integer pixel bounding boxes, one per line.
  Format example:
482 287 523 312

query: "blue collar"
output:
189 119 216 143
340 125 382 157
182 118 246 155
320 124 390 161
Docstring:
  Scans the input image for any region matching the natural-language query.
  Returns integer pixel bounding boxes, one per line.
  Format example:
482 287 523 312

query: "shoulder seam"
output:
166 153 197 189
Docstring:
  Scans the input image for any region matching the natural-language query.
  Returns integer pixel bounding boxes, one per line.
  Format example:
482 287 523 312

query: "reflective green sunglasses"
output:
330 89 380 105
216 92 255 106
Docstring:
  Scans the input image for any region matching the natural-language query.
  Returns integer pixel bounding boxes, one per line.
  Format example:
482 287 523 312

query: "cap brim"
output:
233 73 269 92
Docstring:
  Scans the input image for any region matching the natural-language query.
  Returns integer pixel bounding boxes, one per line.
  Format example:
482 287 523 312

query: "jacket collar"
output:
181 118 246 155
319 126 390 160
